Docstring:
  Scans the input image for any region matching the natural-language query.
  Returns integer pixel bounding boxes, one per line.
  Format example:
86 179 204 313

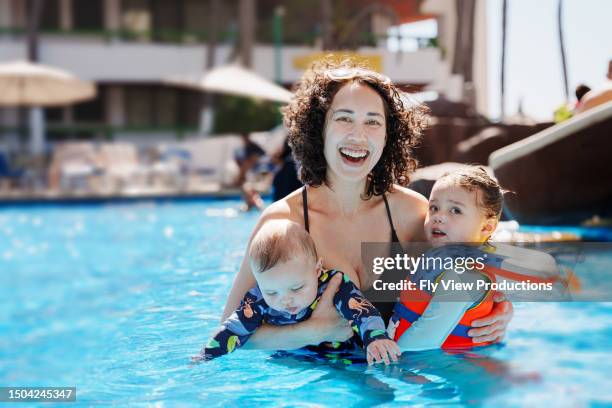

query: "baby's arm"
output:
331 271 400 364
195 289 266 360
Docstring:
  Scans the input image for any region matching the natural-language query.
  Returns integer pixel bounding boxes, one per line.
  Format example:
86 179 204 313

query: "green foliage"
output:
213 95 281 134
553 104 573 123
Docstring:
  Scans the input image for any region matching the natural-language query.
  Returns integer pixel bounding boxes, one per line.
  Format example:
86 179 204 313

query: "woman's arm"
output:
220 204 353 349
469 292 513 343
242 271 354 350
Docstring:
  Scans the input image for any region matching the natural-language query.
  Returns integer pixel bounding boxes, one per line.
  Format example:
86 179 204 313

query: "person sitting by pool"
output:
576 59 612 114
389 167 564 350
220 60 513 353
233 132 266 211
195 219 400 365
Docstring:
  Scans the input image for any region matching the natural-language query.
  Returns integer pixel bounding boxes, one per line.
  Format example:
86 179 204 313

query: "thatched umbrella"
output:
0 60 96 154
165 64 293 104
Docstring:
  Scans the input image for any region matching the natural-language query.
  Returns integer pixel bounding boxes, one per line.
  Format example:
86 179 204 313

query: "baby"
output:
388 167 504 350
196 219 400 364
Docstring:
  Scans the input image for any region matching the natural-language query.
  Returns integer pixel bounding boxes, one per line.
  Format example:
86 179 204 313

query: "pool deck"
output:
0 184 258 205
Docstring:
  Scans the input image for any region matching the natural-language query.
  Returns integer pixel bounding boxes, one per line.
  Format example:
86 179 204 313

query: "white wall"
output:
0 38 441 84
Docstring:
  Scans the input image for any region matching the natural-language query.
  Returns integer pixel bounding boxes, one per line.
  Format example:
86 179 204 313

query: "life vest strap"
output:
393 302 472 339
393 302 420 323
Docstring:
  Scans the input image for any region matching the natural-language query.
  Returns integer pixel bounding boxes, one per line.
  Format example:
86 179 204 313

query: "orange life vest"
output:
391 267 497 349
391 248 564 349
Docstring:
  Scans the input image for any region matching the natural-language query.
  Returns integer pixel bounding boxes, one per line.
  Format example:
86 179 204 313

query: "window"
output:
74 86 106 122
156 87 178 126
387 19 438 52
183 0 206 33
122 0 151 37
38 0 60 30
124 86 200 127
72 0 103 30
179 90 201 127
125 86 153 127
152 0 181 40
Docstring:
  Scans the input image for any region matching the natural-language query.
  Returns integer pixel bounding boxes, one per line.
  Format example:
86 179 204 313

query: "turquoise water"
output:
1 200 611 407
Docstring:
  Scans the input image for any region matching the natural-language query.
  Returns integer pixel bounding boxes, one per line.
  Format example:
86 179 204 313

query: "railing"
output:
0 123 199 141
0 26 234 44
0 26 439 49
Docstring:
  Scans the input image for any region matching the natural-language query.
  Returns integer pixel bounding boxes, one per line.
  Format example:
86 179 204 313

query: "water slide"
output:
489 101 612 225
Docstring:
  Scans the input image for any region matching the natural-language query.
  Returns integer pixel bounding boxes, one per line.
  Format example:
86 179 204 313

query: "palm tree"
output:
201 0 220 135
238 0 255 67
557 0 569 101
27 0 44 62
452 0 476 109
320 0 332 50
25 0 44 154
500 0 508 120
206 0 219 70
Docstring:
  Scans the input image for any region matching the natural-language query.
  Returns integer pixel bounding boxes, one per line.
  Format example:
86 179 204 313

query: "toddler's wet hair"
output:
249 219 317 273
437 167 504 219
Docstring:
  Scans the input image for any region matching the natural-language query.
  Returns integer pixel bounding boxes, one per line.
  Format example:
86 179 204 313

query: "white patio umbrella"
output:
0 60 96 154
165 64 293 104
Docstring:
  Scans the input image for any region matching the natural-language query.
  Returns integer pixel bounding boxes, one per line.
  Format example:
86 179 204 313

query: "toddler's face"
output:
424 183 494 244
254 254 321 315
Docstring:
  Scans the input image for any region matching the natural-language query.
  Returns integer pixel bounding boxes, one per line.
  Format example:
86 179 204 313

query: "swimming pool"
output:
2 199 611 406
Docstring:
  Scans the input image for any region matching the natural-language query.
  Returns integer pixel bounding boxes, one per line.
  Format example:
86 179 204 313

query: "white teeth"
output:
339 148 368 158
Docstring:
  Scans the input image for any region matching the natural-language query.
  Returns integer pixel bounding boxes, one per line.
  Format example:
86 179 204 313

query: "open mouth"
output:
339 147 370 166
431 228 447 238
285 306 299 314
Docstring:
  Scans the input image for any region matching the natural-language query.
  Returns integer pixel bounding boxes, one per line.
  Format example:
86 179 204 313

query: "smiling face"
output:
424 182 497 244
323 81 387 183
254 255 322 315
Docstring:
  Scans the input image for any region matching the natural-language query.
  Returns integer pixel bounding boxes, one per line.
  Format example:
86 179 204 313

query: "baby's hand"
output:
191 355 203 363
366 339 401 365
190 354 209 364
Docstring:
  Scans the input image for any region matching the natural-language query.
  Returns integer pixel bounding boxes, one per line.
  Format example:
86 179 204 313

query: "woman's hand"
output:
366 339 401 365
468 291 513 343
309 273 354 344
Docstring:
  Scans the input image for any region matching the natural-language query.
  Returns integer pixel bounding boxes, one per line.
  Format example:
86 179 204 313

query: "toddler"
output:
388 167 504 350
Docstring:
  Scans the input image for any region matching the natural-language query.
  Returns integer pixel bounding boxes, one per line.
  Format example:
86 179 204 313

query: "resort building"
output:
0 0 488 152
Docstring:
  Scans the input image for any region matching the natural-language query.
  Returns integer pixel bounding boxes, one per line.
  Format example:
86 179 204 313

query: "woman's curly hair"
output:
282 58 429 199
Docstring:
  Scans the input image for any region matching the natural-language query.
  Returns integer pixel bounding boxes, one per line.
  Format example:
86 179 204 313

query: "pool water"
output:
2 200 611 407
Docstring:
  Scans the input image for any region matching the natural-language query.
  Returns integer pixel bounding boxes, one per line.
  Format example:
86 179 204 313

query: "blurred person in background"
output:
574 83 591 111
234 132 266 211
576 59 612 113
271 138 302 202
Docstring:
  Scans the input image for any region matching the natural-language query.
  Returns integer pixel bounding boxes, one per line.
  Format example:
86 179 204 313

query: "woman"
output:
221 60 513 350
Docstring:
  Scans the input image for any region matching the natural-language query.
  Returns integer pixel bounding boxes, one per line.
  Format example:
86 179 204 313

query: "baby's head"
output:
249 219 322 314
425 167 503 244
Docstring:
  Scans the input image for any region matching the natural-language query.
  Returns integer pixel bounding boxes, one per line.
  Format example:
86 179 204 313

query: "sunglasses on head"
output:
325 67 391 85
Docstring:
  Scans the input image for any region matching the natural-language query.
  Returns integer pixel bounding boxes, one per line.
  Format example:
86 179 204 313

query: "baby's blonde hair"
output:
249 220 317 274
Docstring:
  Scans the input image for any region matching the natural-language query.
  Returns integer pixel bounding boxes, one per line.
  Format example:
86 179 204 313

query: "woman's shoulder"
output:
387 185 428 213
386 185 428 241
259 188 305 225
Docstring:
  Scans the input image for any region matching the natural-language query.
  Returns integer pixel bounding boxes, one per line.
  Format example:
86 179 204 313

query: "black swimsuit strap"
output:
382 194 400 243
302 186 309 232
